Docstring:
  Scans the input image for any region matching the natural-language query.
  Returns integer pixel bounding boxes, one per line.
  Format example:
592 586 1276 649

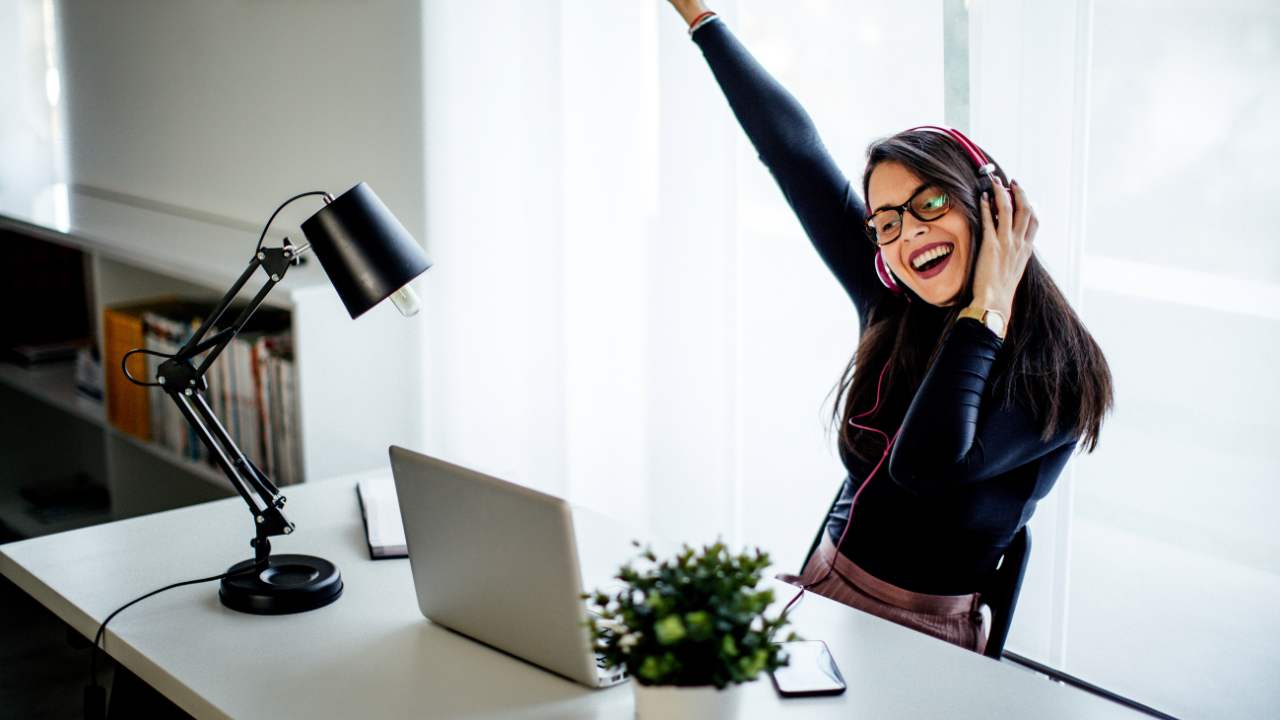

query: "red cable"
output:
781 359 899 617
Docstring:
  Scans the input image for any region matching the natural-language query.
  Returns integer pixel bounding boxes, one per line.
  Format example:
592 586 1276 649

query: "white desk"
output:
0 474 1141 719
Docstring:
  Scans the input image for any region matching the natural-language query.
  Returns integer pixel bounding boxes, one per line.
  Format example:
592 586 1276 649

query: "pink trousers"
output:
780 533 990 655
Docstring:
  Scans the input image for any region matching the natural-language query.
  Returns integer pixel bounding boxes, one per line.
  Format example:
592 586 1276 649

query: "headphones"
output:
872 125 1000 298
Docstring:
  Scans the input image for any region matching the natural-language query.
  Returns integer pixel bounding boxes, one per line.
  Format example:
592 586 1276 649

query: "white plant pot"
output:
632 680 746 720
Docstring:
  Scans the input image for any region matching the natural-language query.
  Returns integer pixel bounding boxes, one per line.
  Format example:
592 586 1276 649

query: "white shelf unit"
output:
0 187 422 532
0 361 103 428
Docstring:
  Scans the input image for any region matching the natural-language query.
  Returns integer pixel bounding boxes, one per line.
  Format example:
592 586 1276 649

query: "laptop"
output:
389 445 631 688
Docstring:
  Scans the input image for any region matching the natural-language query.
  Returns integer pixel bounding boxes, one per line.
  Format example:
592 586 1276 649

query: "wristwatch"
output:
958 305 1007 340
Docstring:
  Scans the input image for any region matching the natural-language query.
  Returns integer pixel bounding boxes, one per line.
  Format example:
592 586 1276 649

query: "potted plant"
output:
583 540 798 719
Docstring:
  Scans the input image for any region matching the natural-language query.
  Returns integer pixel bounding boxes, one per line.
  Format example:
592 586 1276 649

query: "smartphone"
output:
769 640 847 698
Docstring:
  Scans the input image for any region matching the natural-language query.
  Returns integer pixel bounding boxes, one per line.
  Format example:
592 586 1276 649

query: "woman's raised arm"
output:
669 3 888 323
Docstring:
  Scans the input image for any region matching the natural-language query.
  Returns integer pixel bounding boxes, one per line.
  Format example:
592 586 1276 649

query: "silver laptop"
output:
389 445 630 688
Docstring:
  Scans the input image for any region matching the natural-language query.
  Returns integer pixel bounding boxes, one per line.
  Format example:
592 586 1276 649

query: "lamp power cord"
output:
83 564 260 720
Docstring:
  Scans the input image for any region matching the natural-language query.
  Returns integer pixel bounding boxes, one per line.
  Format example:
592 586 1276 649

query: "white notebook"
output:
356 476 408 559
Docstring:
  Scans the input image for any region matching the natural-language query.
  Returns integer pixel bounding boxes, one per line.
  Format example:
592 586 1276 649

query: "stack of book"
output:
104 298 303 485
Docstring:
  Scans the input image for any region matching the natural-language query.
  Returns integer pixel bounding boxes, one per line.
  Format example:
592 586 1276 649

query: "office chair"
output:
797 485 1031 660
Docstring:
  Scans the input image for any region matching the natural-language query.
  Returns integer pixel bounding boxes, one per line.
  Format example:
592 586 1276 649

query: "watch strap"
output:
958 306 1006 340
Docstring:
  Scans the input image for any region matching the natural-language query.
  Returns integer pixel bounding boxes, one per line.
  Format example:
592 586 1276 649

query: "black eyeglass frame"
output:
864 182 955 247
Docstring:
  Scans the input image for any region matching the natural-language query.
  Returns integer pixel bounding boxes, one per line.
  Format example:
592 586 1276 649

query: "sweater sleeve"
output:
691 18 888 325
887 318 1077 496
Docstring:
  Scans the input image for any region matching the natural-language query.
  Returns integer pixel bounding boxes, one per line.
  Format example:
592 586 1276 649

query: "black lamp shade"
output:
301 182 432 319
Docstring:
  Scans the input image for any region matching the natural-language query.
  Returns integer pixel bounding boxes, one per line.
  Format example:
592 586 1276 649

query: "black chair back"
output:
797 485 1032 660
981 524 1031 659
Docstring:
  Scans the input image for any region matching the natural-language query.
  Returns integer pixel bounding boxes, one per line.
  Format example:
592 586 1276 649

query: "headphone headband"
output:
904 124 992 170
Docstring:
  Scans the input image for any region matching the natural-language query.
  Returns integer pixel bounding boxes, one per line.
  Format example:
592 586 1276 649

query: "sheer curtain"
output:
419 0 943 567
0 0 66 223
974 1 1280 717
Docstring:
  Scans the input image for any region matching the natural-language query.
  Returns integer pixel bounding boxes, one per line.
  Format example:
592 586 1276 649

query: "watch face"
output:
985 312 1006 335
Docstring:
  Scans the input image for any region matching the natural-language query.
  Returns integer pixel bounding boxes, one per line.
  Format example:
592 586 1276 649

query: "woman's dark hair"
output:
829 130 1113 468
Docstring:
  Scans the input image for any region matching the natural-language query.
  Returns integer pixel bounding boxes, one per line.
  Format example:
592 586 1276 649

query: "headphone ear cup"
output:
976 172 1005 227
976 173 994 198
874 249 904 294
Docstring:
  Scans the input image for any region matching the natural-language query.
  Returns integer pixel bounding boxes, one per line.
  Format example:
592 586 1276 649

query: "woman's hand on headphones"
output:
973 176 1038 318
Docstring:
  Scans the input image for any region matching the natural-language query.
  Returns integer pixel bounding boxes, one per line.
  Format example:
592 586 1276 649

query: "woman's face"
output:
867 161 971 307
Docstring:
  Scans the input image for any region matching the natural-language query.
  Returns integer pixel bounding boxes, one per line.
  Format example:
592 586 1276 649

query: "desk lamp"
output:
122 182 431 614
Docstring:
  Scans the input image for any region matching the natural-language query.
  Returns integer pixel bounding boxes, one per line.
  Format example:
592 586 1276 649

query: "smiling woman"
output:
670 1 1115 656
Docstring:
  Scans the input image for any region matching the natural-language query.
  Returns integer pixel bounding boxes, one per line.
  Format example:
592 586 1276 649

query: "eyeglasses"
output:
865 183 954 247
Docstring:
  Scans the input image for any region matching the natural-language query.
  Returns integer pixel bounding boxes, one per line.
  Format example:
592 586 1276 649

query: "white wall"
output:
57 0 426 241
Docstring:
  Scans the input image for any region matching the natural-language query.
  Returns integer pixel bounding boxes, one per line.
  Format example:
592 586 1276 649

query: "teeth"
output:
912 244 953 270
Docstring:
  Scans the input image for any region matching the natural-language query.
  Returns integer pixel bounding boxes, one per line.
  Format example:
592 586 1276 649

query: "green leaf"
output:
654 615 686 645
645 590 668 615
684 610 712 641
721 634 739 657
638 656 662 683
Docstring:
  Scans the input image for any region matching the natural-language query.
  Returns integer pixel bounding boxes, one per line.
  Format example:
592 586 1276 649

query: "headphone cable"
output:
780 360 898 621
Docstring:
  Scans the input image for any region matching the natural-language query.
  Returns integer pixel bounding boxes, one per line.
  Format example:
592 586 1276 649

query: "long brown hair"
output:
829 130 1113 468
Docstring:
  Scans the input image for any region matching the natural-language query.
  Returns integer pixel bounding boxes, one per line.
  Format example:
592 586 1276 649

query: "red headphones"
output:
872 125 999 298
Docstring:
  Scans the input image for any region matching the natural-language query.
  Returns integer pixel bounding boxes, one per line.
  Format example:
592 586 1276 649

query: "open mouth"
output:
912 244 954 279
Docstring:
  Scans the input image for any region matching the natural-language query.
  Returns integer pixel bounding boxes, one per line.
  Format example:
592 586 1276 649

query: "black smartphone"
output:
769 640 847 697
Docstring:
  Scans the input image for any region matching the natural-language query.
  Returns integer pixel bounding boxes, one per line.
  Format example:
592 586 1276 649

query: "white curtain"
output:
419 0 943 568
973 1 1280 718
0 0 65 224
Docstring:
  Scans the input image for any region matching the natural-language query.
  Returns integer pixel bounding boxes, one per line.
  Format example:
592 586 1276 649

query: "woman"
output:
666 2 1114 654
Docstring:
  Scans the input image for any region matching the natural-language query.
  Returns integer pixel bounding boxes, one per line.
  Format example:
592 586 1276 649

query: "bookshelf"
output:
0 361 104 428
0 185 423 533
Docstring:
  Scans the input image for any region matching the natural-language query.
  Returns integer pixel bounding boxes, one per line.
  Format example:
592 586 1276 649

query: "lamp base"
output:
219 554 343 615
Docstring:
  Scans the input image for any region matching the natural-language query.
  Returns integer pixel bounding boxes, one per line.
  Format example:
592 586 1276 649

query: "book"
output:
103 303 156 440
253 338 274 482
267 335 300 485
355 476 407 560
143 309 194 457
103 297 297 481
104 297 203 445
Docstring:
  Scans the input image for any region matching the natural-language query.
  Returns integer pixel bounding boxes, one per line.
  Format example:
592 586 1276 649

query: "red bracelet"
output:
689 10 716 28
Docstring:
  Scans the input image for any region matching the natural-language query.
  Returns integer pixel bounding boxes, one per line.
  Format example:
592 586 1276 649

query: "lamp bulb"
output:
390 284 421 317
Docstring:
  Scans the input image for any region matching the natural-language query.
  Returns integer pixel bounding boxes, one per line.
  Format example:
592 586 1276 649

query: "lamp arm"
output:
181 245 313 364
169 388 286 521
194 256 280 375
156 241 313 558
177 255 262 358
172 388 292 566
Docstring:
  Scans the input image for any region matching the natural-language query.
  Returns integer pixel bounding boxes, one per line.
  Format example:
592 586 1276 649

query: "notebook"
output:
355 476 408 559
